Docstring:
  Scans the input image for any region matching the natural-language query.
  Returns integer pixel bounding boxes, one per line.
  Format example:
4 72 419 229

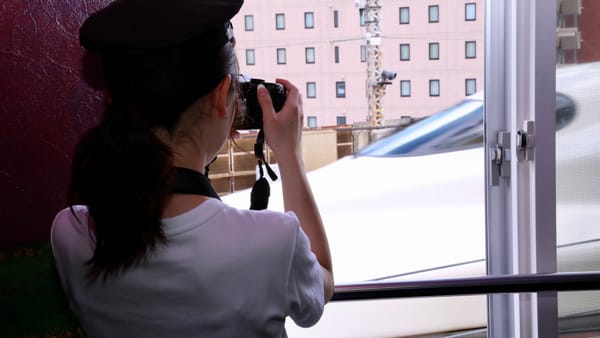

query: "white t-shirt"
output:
51 198 324 338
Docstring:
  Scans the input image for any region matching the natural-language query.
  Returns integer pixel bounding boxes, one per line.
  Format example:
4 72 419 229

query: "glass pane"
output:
307 116 317 128
466 3 477 21
360 45 367 62
400 44 410 60
429 42 439 59
277 48 286 64
400 7 409 24
430 79 440 96
306 82 316 98
466 78 476 95
245 49 255 65
556 0 600 332
306 47 315 63
400 80 411 97
305 12 314 28
244 15 253 31
466 41 476 58
276 13 285 29
429 5 439 22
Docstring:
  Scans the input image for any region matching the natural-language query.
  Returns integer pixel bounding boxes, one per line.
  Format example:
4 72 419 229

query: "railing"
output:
332 272 600 301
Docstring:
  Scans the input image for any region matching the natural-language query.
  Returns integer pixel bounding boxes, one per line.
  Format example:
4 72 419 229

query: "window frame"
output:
429 42 440 60
465 3 477 21
245 49 255 66
359 8 366 26
465 78 477 96
336 116 347 126
244 15 254 31
333 10 339 28
304 11 315 29
336 81 346 98
276 48 286 64
429 79 440 97
400 43 410 61
429 5 440 23
307 116 318 128
399 7 410 24
360 45 367 62
275 13 285 30
305 47 316 64
465 40 477 59
334 46 340 63
400 80 411 97
306 82 316 98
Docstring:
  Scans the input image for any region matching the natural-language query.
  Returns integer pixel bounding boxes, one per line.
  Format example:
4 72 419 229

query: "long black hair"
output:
69 35 239 282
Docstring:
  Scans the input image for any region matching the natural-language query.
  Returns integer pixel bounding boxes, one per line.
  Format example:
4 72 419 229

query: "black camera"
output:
237 76 287 130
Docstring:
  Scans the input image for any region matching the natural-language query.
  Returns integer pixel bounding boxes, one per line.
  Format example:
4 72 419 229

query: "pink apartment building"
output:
231 0 484 127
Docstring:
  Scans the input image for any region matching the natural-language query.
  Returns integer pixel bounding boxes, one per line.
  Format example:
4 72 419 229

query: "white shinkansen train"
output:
223 62 600 337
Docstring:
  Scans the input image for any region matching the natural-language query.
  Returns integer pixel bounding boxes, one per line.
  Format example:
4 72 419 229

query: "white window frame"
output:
485 0 558 337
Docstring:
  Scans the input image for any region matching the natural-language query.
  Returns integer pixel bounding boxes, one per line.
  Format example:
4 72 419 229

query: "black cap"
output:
80 0 243 54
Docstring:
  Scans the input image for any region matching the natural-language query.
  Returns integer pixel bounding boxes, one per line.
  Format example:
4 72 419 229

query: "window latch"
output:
490 131 511 186
516 120 535 162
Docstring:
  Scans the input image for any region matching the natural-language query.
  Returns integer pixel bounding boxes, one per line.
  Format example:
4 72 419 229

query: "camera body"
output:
238 76 287 130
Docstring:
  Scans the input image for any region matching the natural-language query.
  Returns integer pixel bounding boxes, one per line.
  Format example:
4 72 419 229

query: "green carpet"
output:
0 243 84 338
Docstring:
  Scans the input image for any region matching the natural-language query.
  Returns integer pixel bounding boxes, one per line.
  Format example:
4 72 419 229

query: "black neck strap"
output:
172 166 220 200
250 129 278 210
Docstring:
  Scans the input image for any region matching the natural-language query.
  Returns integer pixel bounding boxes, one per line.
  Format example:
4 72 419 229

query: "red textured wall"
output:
580 0 600 63
0 0 110 244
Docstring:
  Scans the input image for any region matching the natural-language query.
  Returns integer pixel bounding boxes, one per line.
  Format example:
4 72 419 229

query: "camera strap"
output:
172 166 221 200
251 129 278 210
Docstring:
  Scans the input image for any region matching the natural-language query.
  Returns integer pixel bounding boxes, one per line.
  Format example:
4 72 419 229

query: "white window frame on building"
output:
429 42 440 60
465 78 476 96
335 81 346 98
245 49 255 65
465 40 477 59
306 82 316 98
336 116 347 126
305 47 315 64
429 79 440 97
465 2 476 21
400 80 411 97
400 43 410 61
244 15 254 31
304 12 315 29
334 46 340 63
276 48 286 64
333 10 339 28
429 5 439 23
275 13 285 30
399 7 410 24
307 116 317 128
360 45 367 62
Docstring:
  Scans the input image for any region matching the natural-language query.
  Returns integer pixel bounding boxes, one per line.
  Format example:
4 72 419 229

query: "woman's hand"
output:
257 79 304 162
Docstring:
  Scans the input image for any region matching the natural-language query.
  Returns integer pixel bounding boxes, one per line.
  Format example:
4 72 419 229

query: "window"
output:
305 47 315 64
429 79 440 96
275 13 285 30
336 81 346 98
399 7 409 24
465 78 477 96
244 15 254 31
360 45 367 62
429 42 440 60
306 82 316 98
277 48 286 64
429 5 439 23
334 46 340 63
245 49 255 65
307 116 317 128
359 8 366 26
465 3 476 21
336 116 347 126
400 80 411 97
400 44 410 61
304 12 314 29
465 41 476 59
333 10 339 28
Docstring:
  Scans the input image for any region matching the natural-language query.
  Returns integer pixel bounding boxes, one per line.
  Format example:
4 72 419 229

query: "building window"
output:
429 79 440 97
465 41 476 58
304 12 315 29
307 116 318 128
276 13 285 30
399 7 409 24
359 8 366 26
245 49 255 65
334 46 340 63
465 78 477 96
333 10 339 28
429 42 440 60
465 3 476 21
336 116 347 126
277 48 286 64
244 15 254 31
305 47 315 64
400 44 410 61
306 82 316 98
336 81 346 98
400 80 411 97
429 5 439 23
360 45 367 62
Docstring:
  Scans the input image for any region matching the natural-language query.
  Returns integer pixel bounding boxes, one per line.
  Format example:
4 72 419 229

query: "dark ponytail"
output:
69 102 172 281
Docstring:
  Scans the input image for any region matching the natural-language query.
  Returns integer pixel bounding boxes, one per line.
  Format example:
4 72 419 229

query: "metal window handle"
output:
517 120 535 161
489 131 511 186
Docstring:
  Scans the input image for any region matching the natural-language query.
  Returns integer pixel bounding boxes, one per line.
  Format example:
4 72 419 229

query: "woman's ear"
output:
211 74 232 118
